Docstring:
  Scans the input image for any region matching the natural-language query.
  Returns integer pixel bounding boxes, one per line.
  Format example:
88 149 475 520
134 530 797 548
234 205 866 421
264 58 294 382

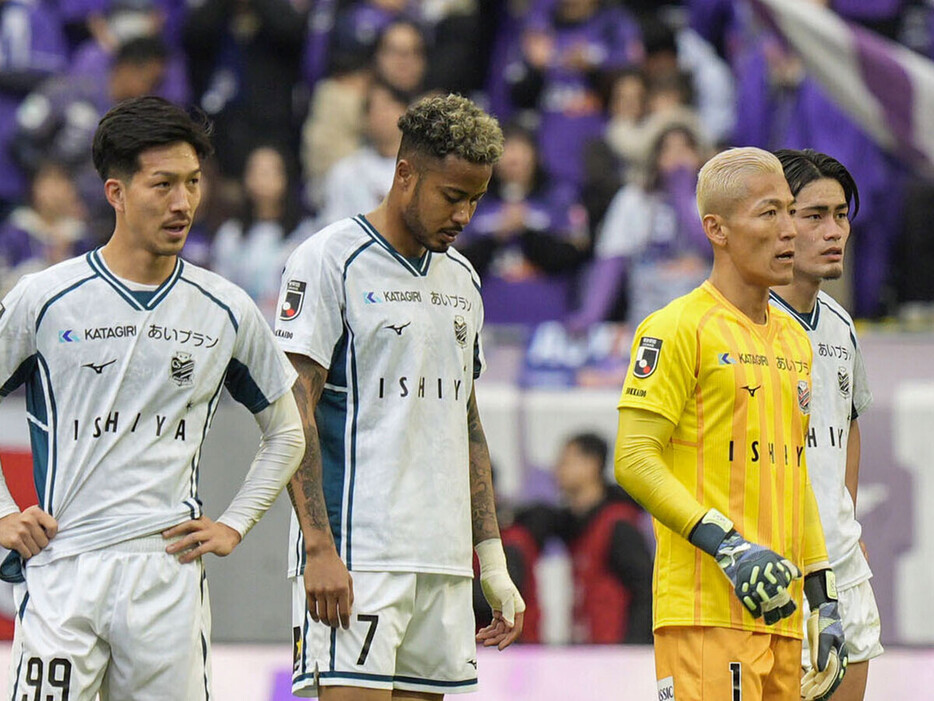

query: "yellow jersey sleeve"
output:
618 304 698 425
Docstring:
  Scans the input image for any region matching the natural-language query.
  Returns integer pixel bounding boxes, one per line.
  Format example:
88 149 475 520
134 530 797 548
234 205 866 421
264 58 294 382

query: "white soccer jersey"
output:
276 215 484 578
769 290 872 586
0 250 296 572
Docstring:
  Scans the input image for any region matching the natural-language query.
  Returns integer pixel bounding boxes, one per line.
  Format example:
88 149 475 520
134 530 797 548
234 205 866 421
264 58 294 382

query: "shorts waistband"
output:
101 533 183 553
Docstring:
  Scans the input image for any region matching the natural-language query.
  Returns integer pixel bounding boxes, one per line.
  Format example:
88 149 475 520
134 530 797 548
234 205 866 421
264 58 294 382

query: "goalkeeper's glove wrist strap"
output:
804 569 838 609
688 508 736 557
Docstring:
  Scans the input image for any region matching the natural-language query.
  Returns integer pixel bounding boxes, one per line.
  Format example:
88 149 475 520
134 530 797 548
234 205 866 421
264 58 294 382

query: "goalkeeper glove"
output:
476 538 526 626
801 569 847 701
689 508 801 624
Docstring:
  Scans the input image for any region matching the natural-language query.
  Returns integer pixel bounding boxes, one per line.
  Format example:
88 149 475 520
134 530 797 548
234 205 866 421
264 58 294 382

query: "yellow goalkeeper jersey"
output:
618 281 828 638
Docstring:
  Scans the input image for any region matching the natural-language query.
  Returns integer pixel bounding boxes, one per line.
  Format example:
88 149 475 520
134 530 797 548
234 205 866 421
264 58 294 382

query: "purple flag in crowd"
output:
749 0 934 172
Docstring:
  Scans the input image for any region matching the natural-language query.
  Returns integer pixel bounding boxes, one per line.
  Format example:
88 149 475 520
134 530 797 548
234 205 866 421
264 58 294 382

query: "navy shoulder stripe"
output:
36 274 98 331
179 277 239 332
444 253 482 294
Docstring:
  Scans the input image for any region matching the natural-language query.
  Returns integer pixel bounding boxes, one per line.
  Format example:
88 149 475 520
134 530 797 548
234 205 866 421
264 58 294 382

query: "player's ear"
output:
703 213 727 248
104 178 126 213
396 157 417 193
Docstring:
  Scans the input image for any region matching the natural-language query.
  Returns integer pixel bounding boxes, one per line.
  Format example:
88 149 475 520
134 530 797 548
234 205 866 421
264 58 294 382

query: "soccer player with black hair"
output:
771 148 883 701
0 95 304 698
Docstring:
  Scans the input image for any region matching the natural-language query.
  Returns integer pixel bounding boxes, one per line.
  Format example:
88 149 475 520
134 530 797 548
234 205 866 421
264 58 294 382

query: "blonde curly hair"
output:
398 93 504 165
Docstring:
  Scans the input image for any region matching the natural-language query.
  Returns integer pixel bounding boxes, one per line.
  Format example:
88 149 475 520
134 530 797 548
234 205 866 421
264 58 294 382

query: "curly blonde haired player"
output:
275 94 525 700
770 149 883 701
614 147 847 700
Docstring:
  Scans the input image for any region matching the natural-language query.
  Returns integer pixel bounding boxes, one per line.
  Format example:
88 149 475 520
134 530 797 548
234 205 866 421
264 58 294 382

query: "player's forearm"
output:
467 388 500 544
844 418 861 507
217 391 305 537
287 353 336 553
614 408 706 539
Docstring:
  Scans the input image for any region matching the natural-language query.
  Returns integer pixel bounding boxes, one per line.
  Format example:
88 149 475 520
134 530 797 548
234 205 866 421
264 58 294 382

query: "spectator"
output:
569 115 711 328
316 80 409 227
582 68 649 232
457 123 589 325
0 160 91 295
69 0 190 104
506 0 642 191
301 18 426 211
641 15 736 147
548 432 653 644
373 18 426 94
12 35 168 236
183 0 307 179
328 0 409 76
300 51 372 211
0 0 68 214
211 144 312 324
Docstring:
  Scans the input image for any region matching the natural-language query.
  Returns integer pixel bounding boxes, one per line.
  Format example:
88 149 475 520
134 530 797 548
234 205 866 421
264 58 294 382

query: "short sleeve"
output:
226 293 297 414
0 278 39 398
274 237 345 369
473 292 486 380
617 307 697 425
851 334 872 419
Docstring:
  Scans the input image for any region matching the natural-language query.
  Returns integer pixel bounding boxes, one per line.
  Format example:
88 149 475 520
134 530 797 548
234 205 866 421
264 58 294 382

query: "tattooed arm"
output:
467 386 501 544
468 386 525 649
287 352 353 629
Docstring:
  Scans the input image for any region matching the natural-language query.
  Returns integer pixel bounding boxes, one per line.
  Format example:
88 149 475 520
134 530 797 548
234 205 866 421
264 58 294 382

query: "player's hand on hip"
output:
801 569 848 700
163 516 242 564
304 546 354 629
689 508 800 623
0 506 58 559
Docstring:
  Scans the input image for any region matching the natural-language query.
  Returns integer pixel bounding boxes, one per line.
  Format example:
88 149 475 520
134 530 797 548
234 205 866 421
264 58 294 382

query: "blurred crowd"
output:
3 0 934 321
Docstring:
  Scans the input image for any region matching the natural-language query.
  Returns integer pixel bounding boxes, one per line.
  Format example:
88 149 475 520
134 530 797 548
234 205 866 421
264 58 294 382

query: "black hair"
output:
113 35 169 67
566 432 609 473
92 96 214 181
774 148 860 219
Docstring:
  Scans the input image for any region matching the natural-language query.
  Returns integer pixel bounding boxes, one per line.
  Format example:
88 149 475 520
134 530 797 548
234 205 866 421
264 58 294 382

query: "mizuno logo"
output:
83 359 117 374
59 330 80 343
467 658 478 670
742 385 761 397
384 322 411 336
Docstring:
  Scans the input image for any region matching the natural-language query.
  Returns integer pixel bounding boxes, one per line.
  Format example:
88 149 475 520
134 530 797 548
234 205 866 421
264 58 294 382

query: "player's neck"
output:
99 238 177 286
366 202 425 259
707 269 770 324
771 278 820 315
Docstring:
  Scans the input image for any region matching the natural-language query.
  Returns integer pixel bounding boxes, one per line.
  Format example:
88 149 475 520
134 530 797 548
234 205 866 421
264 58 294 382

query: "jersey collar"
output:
353 215 432 277
88 248 183 311
769 290 820 331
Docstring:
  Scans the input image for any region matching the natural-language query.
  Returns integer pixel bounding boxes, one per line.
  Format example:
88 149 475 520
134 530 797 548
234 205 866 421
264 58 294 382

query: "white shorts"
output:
291 570 478 697
802 578 884 667
7 535 212 701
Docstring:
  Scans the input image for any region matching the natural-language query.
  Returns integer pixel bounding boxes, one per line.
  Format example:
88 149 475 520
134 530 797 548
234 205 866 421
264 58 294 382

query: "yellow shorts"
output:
654 626 801 701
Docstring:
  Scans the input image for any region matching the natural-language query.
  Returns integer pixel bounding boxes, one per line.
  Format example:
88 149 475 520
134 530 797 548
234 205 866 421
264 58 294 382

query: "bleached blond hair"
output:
696 147 784 218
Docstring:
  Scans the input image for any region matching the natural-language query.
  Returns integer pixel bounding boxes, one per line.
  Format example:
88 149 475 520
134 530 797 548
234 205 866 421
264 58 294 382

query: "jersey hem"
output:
653 618 804 640
288 563 473 579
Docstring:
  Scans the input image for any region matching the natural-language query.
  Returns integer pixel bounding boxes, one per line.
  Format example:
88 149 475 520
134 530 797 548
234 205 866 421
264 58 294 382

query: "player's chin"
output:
426 237 454 253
